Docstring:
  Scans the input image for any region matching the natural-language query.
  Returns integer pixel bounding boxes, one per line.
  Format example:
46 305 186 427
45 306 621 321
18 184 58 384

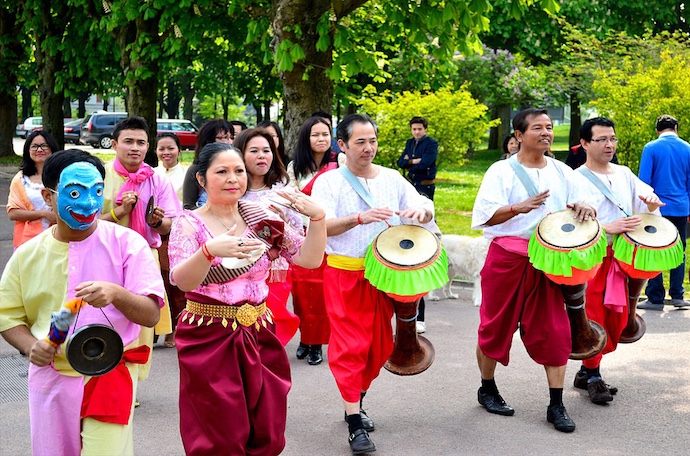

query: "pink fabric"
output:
583 250 629 369
323 266 394 403
65 222 165 347
479 239 571 367
114 158 155 239
168 207 304 306
29 363 84 456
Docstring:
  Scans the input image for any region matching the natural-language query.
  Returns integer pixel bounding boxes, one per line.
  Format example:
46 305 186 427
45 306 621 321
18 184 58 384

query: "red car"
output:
157 119 199 149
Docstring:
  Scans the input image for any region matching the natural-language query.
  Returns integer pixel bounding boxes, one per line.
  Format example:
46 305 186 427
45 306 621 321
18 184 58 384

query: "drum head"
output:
623 213 679 248
374 225 440 268
537 210 600 249
221 244 266 270
66 324 124 376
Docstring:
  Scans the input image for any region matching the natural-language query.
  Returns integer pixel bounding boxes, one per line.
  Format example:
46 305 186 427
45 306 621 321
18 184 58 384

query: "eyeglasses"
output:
30 143 51 151
215 135 232 142
590 137 618 144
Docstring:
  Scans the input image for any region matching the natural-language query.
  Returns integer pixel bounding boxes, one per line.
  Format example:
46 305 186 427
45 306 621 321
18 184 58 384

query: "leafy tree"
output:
359 86 499 169
0 1 29 157
592 48 690 171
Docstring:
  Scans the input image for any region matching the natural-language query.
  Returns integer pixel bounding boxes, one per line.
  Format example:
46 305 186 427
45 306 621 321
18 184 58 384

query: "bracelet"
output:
310 213 326 223
200 243 214 262
509 205 518 216
148 220 163 228
110 209 121 223
357 213 363 225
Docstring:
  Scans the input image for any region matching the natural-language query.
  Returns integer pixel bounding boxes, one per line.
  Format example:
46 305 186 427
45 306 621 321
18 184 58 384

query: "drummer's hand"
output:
639 194 665 213
75 281 122 308
30 339 57 367
360 208 395 224
205 225 264 259
567 202 597 222
514 190 550 214
397 207 433 223
603 216 641 235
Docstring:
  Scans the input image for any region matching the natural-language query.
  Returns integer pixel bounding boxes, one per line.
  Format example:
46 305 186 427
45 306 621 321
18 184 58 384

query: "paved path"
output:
1 171 690 455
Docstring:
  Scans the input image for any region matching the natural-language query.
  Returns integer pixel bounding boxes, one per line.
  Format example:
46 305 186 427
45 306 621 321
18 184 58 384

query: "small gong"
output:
66 324 124 376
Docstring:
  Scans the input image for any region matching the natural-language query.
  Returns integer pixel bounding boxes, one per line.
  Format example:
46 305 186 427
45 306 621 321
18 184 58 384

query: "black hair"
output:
336 113 377 144
409 116 428 129
230 120 248 135
656 114 678 132
113 116 150 142
293 116 334 182
256 120 288 166
311 110 332 124
196 142 243 186
21 130 59 177
502 133 518 155
233 128 289 188
580 117 616 142
42 149 105 191
512 108 549 133
194 119 232 163
156 132 181 150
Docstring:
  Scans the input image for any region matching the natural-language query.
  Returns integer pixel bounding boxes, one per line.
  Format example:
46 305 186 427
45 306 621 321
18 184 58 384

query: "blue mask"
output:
56 163 104 230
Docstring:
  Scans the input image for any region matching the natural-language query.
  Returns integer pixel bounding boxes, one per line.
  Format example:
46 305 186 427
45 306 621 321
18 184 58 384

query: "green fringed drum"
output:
364 225 449 303
612 213 684 279
528 209 608 285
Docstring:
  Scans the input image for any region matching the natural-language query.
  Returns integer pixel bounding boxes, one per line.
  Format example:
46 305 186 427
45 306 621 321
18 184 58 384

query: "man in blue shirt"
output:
638 114 690 310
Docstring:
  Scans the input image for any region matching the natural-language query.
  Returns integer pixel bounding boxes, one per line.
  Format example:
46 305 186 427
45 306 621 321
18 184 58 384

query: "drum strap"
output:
576 167 630 217
508 155 539 197
339 166 376 208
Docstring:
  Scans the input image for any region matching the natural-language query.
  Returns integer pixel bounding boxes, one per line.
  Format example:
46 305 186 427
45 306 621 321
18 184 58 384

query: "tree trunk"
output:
488 104 512 151
21 87 33 120
253 103 263 124
183 76 194 121
273 0 334 154
63 98 71 118
0 92 17 158
35 39 65 149
165 77 182 119
221 96 229 120
569 94 581 150
0 5 24 157
78 92 88 118
263 101 271 122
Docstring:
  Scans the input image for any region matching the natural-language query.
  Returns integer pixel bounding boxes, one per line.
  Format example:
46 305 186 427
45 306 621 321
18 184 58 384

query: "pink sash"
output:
114 158 154 237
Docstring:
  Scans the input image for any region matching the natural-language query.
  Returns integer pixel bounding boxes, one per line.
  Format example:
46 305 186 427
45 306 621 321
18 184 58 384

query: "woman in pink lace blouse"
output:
168 141 326 455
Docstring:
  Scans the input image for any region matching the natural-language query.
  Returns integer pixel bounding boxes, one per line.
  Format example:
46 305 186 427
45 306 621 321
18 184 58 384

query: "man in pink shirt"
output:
0 149 165 455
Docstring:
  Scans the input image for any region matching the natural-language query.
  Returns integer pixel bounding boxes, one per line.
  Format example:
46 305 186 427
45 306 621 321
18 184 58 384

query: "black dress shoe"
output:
296 342 309 359
547 404 576 433
343 410 375 432
573 371 618 395
307 345 323 365
477 389 515 416
348 429 376 454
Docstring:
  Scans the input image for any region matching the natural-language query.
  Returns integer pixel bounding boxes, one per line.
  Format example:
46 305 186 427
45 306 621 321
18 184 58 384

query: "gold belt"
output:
182 300 271 331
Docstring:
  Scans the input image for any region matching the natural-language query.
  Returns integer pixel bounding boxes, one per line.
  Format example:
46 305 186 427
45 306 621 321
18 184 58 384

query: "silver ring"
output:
238 241 244 247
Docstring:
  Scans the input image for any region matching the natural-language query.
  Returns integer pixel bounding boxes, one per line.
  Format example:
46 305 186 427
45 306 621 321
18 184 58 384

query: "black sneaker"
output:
348 428 376 454
477 388 515 416
573 371 618 395
587 379 614 404
547 404 576 433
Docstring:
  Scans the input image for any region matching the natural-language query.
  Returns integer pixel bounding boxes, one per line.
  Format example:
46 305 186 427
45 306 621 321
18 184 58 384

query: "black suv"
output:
80 112 128 149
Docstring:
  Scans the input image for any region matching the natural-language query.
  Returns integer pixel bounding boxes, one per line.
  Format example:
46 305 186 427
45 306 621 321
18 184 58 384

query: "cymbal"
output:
374 225 440 267
623 213 679 248
66 324 124 376
221 244 266 270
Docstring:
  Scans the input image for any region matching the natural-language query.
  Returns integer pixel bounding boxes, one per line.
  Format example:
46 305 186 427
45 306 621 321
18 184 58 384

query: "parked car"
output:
15 117 42 138
80 112 128 148
157 119 199 149
64 118 84 144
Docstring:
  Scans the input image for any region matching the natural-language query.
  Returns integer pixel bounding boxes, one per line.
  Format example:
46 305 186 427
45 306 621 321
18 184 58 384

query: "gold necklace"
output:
205 205 235 230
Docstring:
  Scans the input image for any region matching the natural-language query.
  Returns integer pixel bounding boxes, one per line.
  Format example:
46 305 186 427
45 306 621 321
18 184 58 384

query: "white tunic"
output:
472 157 590 240
578 164 659 243
312 166 434 258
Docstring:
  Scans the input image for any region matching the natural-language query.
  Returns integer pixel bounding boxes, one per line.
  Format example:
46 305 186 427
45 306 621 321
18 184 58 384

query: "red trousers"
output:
291 258 331 344
479 238 571 367
324 266 394 403
582 251 628 369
